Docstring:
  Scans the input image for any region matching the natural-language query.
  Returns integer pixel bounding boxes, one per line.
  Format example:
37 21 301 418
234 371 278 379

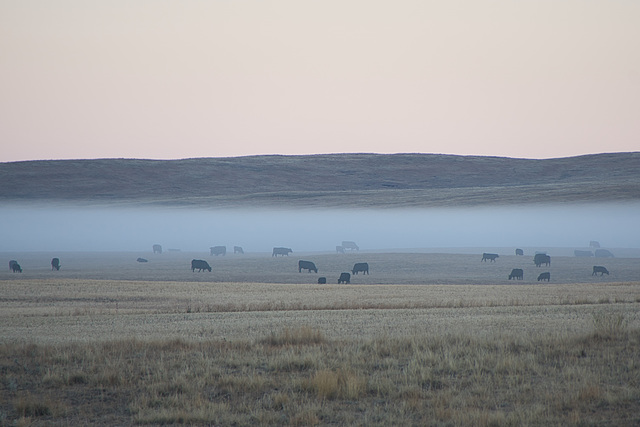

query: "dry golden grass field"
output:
1 250 640 425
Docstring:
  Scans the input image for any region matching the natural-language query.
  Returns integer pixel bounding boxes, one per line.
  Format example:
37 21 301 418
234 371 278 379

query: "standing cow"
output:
338 272 351 284
534 254 551 267
272 247 293 257
191 259 212 272
210 246 227 256
515 248 524 256
592 266 609 276
341 241 359 251
298 260 318 273
51 258 61 270
153 244 162 254
9 260 22 273
482 253 499 262
352 263 369 275
509 269 523 280
336 245 345 254
234 246 244 254
537 272 550 282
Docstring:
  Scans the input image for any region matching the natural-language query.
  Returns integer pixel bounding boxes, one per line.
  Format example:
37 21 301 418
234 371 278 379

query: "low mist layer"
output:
1 203 638 253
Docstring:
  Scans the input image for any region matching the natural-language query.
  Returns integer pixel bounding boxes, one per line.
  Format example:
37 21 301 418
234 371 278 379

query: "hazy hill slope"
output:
1 153 639 208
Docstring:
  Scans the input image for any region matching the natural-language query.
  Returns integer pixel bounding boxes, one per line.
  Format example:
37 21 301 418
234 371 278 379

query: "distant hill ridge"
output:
1 152 639 208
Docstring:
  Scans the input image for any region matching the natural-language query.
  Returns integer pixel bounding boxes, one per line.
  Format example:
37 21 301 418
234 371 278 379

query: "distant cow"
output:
534 254 551 267
191 259 212 272
595 249 614 258
210 246 226 256
136 258 148 263
592 266 609 276
338 272 351 284
153 244 162 254
574 250 593 257
589 241 600 248
515 249 524 256
298 260 318 273
234 246 244 254
352 262 369 275
318 277 327 284
509 268 523 280
537 272 550 282
341 241 359 251
482 253 499 262
51 257 60 271
336 245 345 254
272 247 293 257
10 261 22 273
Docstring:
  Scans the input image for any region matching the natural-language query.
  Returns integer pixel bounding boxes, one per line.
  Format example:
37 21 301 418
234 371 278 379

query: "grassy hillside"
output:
1 152 639 208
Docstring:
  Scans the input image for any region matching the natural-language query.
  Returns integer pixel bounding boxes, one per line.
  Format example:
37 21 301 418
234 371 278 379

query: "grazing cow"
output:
590 241 600 248
595 249 614 258
537 272 550 282
234 246 244 254
51 257 60 271
515 248 524 256
574 250 593 257
534 254 551 267
191 259 212 272
136 258 148 263
298 260 318 273
341 241 359 251
210 246 226 256
482 253 499 262
10 261 22 273
272 247 293 257
153 244 162 254
352 262 369 275
318 277 327 284
338 272 351 284
508 269 523 280
336 245 345 254
592 266 609 276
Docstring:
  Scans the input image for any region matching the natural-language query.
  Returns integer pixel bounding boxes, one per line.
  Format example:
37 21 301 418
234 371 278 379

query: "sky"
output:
1 0 638 162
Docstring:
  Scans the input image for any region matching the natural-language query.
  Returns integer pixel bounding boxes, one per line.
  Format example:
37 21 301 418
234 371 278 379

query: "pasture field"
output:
1 251 639 425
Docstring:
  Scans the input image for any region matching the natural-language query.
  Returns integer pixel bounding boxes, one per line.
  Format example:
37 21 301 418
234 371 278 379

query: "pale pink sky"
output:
1 1 638 162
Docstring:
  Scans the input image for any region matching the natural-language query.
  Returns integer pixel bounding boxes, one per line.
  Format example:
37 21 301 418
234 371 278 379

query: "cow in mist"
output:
537 272 550 282
341 241 359 251
534 254 551 267
136 258 148 263
318 277 327 284
51 257 61 271
482 253 499 262
595 249 614 258
352 262 369 275
9 260 22 273
234 246 244 254
574 250 593 257
153 244 162 254
509 269 523 280
191 259 212 272
590 241 600 248
338 272 351 284
336 245 345 254
210 246 226 256
298 260 318 273
515 248 524 256
592 266 609 276
272 247 292 257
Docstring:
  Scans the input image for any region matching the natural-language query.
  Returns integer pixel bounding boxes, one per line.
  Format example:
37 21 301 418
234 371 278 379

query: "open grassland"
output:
1 251 639 425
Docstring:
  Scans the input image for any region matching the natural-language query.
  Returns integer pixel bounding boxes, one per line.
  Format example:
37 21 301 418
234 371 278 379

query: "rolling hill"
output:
1 152 639 208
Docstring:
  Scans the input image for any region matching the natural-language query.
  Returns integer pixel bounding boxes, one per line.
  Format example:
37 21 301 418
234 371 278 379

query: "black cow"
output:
234 246 244 254
298 260 318 273
352 262 369 275
318 277 327 284
10 261 22 273
592 266 609 276
595 249 614 258
51 257 60 271
338 272 351 284
537 272 550 282
341 241 359 251
336 245 345 254
574 250 593 257
515 248 524 256
210 246 226 256
153 244 162 254
482 253 499 262
191 259 212 272
509 268 523 280
272 247 292 257
534 254 551 267
137 258 148 263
